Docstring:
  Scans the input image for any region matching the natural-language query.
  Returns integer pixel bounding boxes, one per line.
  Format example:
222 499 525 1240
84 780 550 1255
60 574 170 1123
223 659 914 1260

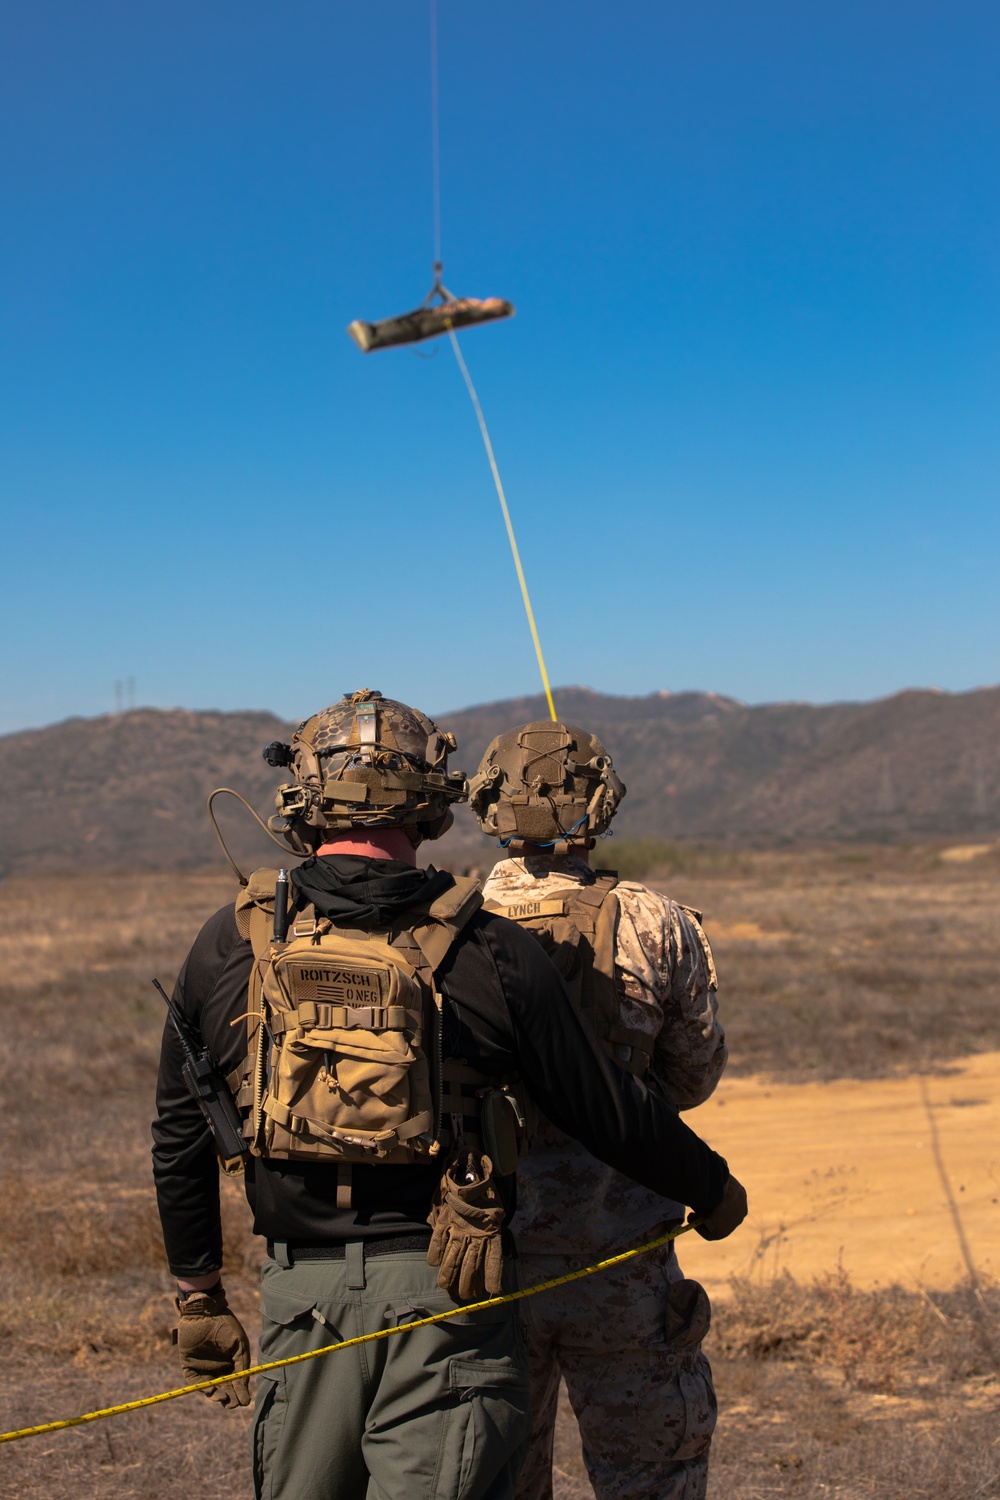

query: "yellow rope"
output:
447 328 557 722
0 1221 697 1445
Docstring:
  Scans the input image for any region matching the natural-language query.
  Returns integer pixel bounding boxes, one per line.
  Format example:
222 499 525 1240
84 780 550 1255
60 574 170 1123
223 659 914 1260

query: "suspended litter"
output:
345 0 513 355
347 264 514 354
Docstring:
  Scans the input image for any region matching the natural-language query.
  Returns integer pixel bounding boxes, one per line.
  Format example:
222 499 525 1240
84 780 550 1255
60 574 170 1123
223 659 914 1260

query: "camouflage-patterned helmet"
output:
265 689 467 852
469 720 625 846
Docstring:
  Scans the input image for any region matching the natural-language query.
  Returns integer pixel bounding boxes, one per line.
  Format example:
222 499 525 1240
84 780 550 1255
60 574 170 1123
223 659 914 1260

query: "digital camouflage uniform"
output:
482 852 727 1500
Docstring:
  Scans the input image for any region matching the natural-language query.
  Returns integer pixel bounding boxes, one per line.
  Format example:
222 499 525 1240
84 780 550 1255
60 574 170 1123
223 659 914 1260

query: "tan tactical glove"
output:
692 1172 749 1241
172 1287 251 1408
427 1152 505 1301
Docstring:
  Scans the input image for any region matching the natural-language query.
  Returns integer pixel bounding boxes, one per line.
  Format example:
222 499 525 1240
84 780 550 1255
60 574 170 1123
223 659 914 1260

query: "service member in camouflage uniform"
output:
470 720 732 1500
153 692 745 1500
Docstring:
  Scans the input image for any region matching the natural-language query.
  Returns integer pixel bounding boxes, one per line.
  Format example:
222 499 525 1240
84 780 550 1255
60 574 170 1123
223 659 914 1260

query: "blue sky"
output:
2 1 998 735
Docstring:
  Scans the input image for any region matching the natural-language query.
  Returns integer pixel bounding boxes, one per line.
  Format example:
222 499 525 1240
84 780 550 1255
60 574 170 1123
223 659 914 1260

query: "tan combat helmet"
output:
469 720 625 848
264 689 467 853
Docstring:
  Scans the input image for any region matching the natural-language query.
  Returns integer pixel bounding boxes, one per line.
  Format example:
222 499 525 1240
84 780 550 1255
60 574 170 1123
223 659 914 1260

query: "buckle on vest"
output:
339 1005 388 1030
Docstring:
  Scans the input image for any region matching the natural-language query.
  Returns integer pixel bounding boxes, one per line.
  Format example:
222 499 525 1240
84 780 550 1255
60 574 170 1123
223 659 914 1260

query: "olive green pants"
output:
252 1244 532 1500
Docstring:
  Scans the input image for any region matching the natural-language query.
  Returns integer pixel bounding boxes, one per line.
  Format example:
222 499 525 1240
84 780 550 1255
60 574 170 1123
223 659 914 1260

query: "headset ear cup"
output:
417 807 454 843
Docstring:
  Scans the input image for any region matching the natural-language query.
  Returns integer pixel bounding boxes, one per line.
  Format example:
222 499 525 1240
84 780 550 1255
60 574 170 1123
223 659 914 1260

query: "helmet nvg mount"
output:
469 720 625 848
266 689 468 853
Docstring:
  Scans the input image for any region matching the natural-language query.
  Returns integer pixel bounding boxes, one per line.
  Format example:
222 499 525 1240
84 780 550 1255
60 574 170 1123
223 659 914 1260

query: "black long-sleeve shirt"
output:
152 859 730 1278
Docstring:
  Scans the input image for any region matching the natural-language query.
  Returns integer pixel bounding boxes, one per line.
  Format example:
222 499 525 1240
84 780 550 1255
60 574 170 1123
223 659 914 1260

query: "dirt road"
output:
679 1050 999 1298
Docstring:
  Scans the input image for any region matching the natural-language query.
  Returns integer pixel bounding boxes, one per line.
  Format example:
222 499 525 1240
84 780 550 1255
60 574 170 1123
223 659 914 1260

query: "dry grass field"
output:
0 846 998 1499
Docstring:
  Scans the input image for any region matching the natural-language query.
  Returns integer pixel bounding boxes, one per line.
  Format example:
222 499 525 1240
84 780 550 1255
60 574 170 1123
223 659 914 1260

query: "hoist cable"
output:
429 0 442 272
427 2 556 720
447 328 558 722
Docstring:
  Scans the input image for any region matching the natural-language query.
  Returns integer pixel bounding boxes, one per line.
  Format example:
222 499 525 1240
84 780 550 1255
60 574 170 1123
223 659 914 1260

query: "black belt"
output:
267 1232 432 1262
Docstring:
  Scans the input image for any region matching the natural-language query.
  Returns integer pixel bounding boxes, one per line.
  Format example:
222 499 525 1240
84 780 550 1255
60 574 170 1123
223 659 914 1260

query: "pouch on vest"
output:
260 924 436 1162
480 1086 527 1177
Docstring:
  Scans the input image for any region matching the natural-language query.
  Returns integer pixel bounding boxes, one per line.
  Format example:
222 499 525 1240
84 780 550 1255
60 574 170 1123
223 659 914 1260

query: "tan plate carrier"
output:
228 871 526 1204
484 870 652 1078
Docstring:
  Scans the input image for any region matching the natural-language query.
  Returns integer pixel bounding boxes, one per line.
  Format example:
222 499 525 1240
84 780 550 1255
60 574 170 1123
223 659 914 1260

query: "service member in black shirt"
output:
153 691 747 1500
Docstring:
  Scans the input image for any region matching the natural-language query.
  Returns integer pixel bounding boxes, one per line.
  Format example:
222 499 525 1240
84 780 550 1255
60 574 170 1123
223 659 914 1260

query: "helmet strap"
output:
505 837 592 859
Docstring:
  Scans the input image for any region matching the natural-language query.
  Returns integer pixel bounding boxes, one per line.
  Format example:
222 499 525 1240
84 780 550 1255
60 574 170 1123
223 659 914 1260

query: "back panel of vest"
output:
486 896 593 1007
484 877 615 1015
485 872 651 1077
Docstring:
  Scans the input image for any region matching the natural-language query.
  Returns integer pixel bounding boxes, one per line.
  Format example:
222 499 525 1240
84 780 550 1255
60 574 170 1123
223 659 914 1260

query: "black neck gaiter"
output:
290 854 454 928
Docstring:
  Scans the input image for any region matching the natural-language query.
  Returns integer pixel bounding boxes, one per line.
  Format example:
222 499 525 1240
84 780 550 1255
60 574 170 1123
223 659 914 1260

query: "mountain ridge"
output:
1 684 998 875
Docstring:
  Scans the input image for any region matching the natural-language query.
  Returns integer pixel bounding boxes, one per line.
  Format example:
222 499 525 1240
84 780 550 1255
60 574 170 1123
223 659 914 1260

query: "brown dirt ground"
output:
1 854 998 1498
679 1049 1000 1301
552 1050 1000 1499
